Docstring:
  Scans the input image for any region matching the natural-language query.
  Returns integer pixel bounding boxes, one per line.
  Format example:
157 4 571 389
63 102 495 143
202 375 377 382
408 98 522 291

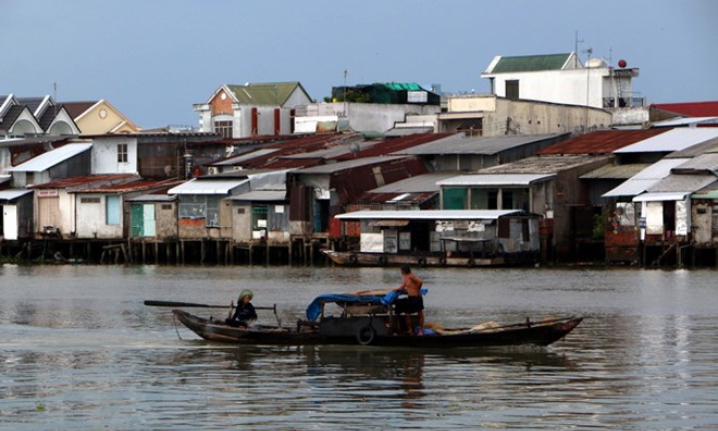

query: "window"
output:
117 143 128 163
106 195 121 225
505 80 519 100
214 120 233 139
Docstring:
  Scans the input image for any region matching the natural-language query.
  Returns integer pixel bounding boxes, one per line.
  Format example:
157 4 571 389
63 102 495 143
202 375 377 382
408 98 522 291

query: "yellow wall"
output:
75 101 140 135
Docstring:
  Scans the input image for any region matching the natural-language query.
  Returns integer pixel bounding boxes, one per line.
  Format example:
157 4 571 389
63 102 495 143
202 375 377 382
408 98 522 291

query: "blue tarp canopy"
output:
305 289 427 321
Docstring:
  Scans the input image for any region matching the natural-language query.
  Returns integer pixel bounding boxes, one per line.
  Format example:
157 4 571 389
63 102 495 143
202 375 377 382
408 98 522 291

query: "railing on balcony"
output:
603 95 646 109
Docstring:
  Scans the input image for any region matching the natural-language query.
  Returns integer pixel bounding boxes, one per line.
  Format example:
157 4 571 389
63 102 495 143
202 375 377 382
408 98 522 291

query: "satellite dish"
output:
349 143 360 154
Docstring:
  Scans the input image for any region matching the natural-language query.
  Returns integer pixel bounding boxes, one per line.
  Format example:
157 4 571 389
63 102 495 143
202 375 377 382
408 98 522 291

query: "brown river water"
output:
1 264 717 430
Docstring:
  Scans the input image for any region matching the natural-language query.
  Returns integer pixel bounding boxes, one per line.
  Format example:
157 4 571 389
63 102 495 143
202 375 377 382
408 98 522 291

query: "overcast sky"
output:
2 0 717 129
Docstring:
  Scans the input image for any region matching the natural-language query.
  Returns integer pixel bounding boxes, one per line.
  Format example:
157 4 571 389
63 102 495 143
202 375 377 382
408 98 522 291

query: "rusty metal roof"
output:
31 174 139 190
537 129 669 155
335 133 452 160
652 101 718 117
76 178 181 193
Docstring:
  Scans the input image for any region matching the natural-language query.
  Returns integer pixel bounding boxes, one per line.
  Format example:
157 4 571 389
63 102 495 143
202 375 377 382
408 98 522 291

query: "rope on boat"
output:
172 313 183 340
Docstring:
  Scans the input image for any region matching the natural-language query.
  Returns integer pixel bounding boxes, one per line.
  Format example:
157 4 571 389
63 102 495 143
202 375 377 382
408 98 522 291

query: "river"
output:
1 264 717 430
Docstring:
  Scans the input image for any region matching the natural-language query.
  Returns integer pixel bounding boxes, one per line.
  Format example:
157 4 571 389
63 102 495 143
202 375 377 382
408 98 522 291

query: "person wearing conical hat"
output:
225 289 257 328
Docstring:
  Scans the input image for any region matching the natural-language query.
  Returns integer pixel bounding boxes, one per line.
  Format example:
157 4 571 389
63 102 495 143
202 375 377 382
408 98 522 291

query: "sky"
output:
2 0 717 129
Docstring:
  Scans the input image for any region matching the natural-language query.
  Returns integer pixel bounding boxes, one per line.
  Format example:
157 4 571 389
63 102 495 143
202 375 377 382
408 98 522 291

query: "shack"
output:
325 209 541 267
0 189 33 240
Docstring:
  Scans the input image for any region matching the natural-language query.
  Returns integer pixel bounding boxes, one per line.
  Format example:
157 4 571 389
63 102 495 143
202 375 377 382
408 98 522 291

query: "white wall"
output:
296 102 440 133
75 194 123 239
91 136 138 174
490 68 612 108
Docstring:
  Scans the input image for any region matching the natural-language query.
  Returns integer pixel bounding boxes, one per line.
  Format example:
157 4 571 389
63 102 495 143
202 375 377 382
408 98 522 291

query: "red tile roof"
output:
536 129 670 155
652 101 718 117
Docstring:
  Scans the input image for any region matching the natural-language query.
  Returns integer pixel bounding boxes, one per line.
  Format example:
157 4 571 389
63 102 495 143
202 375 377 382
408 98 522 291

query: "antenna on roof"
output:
53 82 58 121
574 31 584 67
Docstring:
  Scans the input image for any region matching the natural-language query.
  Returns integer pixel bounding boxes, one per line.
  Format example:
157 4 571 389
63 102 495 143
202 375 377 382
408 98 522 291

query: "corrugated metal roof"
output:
646 174 717 193
126 194 176 202
385 127 434 137
602 158 689 197
0 189 32 201
367 172 461 193
281 141 375 159
437 173 554 186
538 129 668 155
488 53 572 73
580 163 651 179
633 192 690 202
652 117 718 127
168 178 249 195
671 153 718 173
7 143 92 172
478 154 610 175
355 191 438 205
226 82 306 106
76 179 181 193
614 128 718 154
337 209 524 221
31 174 139 190
296 156 404 174
229 190 286 201
652 101 718 117
666 137 718 158
396 133 565 155
336 133 452 160
211 149 279 166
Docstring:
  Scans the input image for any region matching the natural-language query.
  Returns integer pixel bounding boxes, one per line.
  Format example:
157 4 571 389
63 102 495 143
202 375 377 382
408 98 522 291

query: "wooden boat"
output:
171 290 582 348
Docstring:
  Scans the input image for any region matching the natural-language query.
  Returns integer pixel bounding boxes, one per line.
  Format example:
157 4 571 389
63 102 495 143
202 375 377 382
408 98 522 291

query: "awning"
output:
632 192 689 202
7 143 92 172
337 209 523 221
369 220 409 227
168 178 249 195
0 189 32 201
229 190 287 202
437 173 554 187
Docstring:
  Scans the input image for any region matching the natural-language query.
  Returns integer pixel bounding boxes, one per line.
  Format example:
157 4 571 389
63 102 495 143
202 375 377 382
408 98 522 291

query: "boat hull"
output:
172 310 582 348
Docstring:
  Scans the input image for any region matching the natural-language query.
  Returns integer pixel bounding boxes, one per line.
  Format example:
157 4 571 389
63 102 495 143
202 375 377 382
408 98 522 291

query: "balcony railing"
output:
603 96 646 109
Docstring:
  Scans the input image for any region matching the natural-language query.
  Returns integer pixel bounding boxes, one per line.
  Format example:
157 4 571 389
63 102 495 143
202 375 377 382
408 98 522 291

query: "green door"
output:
131 204 143 237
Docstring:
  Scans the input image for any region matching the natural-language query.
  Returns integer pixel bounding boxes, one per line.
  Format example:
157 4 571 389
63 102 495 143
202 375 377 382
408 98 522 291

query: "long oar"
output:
144 300 276 311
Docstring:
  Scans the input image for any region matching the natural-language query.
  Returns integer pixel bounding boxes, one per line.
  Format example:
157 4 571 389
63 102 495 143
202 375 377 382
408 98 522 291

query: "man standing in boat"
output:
393 265 424 336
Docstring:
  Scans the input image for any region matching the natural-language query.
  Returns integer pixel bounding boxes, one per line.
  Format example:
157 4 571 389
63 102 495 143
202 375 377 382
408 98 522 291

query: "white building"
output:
481 52 646 126
193 82 312 139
